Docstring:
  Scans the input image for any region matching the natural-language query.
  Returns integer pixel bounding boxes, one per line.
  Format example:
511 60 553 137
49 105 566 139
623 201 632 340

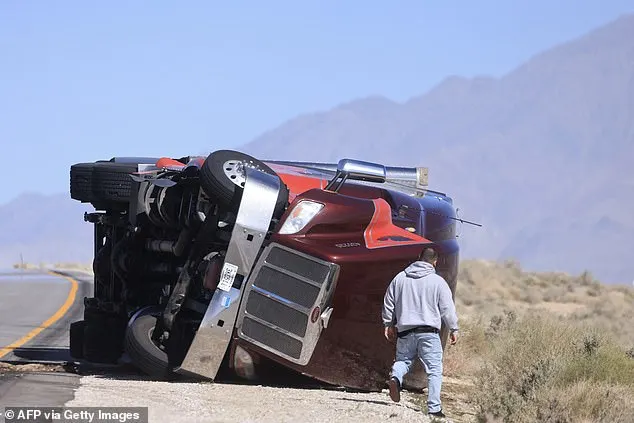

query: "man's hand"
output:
449 330 459 345
384 326 396 342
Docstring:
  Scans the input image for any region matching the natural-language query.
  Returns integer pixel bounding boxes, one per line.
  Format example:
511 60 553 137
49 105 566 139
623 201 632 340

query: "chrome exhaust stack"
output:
264 159 428 189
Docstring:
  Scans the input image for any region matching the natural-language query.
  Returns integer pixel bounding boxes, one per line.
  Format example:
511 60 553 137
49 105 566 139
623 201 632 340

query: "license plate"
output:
217 262 238 292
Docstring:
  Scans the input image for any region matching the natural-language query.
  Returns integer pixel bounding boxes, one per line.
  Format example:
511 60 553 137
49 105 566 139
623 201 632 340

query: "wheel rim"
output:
147 326 167 355
222 159 267 188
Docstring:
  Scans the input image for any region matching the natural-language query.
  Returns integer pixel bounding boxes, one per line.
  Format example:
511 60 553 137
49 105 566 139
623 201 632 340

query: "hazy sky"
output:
1 1 633 205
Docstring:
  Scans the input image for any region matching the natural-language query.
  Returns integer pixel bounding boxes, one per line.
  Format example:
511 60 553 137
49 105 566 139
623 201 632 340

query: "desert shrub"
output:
461 268 477 285
535 381 634 423
507 287 523 301
461 296 476 306
542 286 567 302
485 310 517 337
576 270 595 286
471 314 634 423
521 291 541 304
616 285 634 300
561 290 585 303
586 282 603 297
443 317 490 377
559 333 634 387
502 258 521 271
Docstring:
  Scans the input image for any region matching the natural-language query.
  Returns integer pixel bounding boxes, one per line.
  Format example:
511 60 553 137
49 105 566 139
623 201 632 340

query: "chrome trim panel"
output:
235 242 340 365
175 167 281 379
251 285 311 313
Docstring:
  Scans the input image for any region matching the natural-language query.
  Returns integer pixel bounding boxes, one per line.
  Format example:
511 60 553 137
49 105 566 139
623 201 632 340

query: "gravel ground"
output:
0 362 67 372
65 376 434 423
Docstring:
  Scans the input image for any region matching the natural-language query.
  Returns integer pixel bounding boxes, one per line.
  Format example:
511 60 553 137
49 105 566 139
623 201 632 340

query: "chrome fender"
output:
175 167 282 379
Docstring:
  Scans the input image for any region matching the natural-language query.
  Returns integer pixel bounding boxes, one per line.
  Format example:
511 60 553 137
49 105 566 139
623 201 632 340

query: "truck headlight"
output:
278 200 324 234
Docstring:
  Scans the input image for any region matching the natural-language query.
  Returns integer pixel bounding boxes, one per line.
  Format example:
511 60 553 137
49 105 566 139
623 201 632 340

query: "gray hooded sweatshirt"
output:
382 260 459 333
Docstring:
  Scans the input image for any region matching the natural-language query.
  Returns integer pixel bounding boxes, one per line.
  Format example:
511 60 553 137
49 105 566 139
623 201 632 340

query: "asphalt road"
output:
0 269 92 412
0 269 92 363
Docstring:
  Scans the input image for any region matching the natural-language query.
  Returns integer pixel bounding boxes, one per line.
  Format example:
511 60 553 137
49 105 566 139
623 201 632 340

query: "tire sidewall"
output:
125 314 172 378
127 314 167 359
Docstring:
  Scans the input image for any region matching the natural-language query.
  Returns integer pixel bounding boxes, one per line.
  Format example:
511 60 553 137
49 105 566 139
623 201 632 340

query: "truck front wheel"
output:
124 314 173 379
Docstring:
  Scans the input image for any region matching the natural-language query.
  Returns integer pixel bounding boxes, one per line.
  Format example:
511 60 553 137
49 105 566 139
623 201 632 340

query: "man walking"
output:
382 247 459 419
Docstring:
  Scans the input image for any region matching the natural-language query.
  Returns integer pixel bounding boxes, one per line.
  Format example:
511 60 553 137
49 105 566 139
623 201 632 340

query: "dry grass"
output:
436 260 634 423
455 259 634 347
468 313 634 423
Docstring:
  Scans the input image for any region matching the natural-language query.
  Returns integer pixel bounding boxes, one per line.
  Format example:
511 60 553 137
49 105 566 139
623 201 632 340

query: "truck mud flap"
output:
235 243 340 365
175 167 282 379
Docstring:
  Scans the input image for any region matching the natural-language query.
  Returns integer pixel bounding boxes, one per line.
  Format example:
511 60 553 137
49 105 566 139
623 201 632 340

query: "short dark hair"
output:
420 247 438 263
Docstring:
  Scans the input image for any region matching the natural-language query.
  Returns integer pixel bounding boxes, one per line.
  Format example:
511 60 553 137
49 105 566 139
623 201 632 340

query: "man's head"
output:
420 247 438 266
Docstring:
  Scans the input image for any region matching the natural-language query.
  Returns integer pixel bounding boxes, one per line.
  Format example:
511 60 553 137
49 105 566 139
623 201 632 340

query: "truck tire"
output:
199 150 288 217
91 162 138 203
70 160 145 208
124 314 173 379
70 163 96 203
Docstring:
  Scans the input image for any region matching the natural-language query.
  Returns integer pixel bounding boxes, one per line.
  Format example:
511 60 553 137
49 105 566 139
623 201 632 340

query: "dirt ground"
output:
65 375 431 422
0 362 476 422
0 362 68 373
64 374 478 423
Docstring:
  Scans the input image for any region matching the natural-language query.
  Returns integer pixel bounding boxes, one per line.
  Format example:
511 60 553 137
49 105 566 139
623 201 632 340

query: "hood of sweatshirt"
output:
404 261 436 278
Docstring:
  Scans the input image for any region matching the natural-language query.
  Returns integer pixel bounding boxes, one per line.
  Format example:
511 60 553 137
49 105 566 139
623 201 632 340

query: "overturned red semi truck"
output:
67 150 461 391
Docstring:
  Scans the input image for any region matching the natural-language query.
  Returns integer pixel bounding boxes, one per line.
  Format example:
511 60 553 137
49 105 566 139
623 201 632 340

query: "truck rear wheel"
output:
70 160 148 210
124 314 173 379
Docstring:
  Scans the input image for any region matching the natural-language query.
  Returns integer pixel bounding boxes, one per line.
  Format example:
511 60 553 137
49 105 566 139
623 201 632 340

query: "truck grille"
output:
237 243 339 364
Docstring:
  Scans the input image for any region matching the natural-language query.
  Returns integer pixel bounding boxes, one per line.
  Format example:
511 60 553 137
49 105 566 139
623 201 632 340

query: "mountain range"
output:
0 193 94 268
2 14 633 283
237 13 634 284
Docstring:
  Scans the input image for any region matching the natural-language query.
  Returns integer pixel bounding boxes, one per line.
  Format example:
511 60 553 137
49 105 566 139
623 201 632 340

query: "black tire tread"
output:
70 163 97 203
70 161 139 207
92 163 138 202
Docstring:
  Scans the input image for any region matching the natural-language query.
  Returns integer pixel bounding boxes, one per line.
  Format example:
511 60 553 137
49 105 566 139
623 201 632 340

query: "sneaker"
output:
387 377 400 402
428 409 446 419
